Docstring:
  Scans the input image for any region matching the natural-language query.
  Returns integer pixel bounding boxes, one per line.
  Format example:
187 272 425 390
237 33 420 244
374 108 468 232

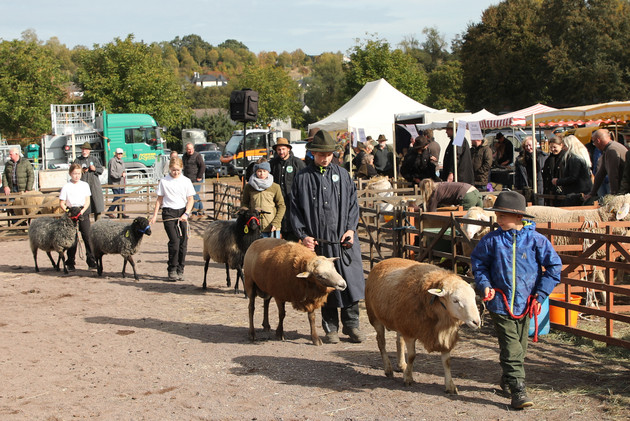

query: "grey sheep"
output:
89 217 152 280
29 207 82 274
202 208 262 292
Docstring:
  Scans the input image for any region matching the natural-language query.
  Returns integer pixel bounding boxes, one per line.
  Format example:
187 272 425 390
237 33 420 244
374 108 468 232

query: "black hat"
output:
486 191 534 218
307 130 338 152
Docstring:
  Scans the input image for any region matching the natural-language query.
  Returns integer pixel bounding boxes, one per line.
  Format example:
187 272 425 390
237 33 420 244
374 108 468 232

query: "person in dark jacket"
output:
470 137 493 191
553 135 593 205
2 146 34 194
541 137 565 196
372 134 393 176
441 121 474 184
471 191 561 409
73 142 104 221
289 130 365 344
585 129 627 201
269 137 306 241
182 142 205 217
400 136 438 185
514 137 547 205
106 147 127 218
493 132 514 168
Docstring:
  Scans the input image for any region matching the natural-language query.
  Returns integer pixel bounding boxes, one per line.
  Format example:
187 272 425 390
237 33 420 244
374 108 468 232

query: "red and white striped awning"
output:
479 104 557 129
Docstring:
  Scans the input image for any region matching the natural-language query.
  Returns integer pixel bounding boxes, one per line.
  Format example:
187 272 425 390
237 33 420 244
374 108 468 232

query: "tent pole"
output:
531 114 537 203
453 118 458 182
392 123 398 182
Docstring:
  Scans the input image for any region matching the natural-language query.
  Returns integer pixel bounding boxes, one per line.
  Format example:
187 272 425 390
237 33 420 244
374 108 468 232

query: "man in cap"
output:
73 142 104 221
269 138 306 241
289 130 366 344
441 121 474 184
372 134 393 176
106 147 127 218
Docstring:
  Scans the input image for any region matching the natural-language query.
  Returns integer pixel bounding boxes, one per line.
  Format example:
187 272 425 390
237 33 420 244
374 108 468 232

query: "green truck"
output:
42 104 165 181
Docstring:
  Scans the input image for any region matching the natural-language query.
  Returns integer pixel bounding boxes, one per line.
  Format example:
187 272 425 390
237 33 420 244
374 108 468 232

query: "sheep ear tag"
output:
296 271 310 278
244 226 249 234
428 288 446 297
617 203 630 220
125 230 130 238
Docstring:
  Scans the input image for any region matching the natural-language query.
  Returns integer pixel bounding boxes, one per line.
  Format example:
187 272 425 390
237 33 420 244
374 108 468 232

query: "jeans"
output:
107 186 125 213
162 207 188 273
261 231 281 238
192 183 203 213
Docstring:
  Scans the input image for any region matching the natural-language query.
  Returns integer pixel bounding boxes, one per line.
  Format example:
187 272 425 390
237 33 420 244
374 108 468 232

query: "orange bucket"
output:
549 293 581 327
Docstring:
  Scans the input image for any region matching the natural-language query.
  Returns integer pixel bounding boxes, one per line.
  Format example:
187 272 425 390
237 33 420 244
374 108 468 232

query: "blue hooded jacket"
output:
471 221 561 316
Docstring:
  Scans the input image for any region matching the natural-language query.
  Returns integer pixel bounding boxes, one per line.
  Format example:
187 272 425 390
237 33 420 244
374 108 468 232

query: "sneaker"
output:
166 270 178 282
324 331 340 344
106 213 116 218
342 326 366 343
176 269 184 281
121 214 130 219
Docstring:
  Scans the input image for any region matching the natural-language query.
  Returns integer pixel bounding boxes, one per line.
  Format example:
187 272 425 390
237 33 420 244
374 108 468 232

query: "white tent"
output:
308 78 437 141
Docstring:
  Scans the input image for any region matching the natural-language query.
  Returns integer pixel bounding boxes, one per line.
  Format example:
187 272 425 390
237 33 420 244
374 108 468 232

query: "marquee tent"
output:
526 101 630 126
308 78 437 141
478 103 557 129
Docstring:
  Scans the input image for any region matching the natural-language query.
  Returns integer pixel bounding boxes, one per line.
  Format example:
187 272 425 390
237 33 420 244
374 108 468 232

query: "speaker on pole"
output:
230 89 258 122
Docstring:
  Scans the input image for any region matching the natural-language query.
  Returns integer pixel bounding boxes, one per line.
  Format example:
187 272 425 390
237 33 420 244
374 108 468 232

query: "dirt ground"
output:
1 217 629 421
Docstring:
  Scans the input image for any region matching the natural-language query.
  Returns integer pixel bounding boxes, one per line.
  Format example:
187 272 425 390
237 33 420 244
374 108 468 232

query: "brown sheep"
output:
366 258 481 394
243 238 347 346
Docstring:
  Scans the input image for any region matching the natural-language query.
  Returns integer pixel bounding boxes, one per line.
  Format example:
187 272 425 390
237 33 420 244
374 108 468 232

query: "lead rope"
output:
313 237 353 266
485 289 541 342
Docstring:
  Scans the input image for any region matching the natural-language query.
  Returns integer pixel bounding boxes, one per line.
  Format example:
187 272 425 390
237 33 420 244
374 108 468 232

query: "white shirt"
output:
59 180 91 207
157 174 195 209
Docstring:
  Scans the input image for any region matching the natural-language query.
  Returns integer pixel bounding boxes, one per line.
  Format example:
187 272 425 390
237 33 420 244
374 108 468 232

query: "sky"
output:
2 0 499 55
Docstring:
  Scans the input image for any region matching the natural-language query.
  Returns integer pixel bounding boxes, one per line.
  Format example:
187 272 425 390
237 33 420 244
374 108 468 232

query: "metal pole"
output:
453 119 458 182
392 123 398 182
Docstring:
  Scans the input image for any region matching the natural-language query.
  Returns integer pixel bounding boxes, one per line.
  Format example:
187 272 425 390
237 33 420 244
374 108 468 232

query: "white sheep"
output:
366 258 481 394
243 238 347 346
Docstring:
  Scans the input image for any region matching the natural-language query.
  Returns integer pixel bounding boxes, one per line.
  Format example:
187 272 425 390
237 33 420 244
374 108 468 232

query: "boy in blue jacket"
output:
471 191 561 409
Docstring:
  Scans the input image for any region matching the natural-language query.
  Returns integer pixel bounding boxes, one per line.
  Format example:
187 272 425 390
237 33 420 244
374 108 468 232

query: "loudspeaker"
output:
230 89 258 122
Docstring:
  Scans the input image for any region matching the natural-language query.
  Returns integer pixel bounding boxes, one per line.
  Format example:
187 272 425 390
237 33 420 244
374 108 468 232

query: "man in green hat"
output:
289 130 366 344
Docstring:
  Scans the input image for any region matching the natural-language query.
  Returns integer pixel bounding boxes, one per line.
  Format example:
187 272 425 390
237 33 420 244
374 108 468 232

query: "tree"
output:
0 38 67 141
76 35 190 132
235 65 303 126
427 61 466 112
345 36 429 102
304 53 347 120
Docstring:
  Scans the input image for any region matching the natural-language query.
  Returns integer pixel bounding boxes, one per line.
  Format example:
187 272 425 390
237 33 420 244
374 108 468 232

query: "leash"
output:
313 237 353 266
484 289 541 342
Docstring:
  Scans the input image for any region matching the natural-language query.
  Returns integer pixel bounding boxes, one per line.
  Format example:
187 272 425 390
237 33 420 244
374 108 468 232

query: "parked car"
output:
195 142 219 153
201 150 223 178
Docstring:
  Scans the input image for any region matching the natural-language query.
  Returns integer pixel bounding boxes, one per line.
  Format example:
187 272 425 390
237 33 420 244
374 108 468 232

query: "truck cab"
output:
220 128 279 176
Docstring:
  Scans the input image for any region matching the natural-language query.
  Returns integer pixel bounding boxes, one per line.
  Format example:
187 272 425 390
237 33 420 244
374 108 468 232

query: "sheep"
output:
29 207 82 274
483 193 497 209
89 217 152 280
365 258 481 394
242 238 347 346
526 194 630 225
202 208 262 292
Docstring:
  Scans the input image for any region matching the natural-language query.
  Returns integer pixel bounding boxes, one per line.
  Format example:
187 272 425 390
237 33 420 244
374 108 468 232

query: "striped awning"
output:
479 104 557 129
526 101 630 125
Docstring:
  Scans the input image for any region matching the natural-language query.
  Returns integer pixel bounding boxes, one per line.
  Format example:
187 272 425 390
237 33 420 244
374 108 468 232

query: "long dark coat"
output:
74 154 104 214
441 138 474 184
289 163 365 308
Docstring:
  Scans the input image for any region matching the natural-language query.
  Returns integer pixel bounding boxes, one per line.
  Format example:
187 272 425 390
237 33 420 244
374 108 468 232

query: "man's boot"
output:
510 379 533 409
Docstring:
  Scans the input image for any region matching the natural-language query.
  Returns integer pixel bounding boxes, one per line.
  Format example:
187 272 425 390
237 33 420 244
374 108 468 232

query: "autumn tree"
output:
76 35 190 131
345 36 428 102
304 53 347 120
235 65 303 126
0 37 67 141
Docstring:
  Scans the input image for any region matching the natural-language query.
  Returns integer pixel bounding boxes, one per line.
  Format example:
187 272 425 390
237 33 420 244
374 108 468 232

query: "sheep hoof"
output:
445 386 459 395
313 337 323 346
384 370 394 378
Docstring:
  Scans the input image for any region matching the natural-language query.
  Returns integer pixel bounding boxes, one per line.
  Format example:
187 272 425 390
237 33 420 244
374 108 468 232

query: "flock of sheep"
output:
23 192 630 395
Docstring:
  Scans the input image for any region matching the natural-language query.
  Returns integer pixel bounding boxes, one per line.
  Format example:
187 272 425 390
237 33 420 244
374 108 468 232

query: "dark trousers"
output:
162 207 188 272
107 186 125 212
66 210 95 265
490 312 529 383
321 301 360 333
